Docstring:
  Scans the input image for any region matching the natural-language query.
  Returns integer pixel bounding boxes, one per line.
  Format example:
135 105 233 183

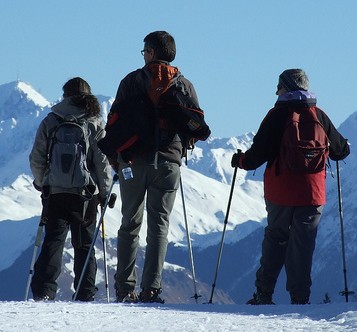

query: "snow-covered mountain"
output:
0 81 356 305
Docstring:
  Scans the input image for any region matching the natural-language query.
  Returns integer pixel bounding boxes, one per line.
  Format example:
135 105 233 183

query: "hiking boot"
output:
74 295 95 302
116 289 139 303
139 288 165 304
291 294 310 305
246 291 274 305
72 290 96 302
33 294 54 302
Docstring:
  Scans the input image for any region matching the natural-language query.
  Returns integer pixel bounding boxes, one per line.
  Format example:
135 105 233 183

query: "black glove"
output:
231 149 243 168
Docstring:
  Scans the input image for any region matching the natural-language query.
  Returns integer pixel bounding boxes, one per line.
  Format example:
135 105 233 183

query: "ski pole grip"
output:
108 193 117 209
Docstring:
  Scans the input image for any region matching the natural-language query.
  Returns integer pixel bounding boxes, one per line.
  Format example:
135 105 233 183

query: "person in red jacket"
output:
231 69 350 305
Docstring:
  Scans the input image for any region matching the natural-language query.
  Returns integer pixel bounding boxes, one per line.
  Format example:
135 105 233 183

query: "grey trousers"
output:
255 200 323 298
115 159 180 292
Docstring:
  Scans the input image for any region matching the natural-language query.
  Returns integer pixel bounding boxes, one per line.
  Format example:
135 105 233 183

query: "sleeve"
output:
242 108 286 170
111 79 129 109
181 77 200 106
316 108 350 161
29 120 50 188
89 120 113 198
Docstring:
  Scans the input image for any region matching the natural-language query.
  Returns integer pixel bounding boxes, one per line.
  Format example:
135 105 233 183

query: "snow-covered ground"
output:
1 301 357 331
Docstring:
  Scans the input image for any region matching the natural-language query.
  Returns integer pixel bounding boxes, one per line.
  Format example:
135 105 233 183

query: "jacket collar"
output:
51 97 87 119
276 90 317 107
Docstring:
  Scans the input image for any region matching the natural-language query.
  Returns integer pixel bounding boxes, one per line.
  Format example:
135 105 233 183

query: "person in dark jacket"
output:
231 69 350 305
110 31 202 303
29 77 112 301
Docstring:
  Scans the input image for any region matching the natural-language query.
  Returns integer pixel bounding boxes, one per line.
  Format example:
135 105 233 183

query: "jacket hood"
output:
51 97 87 119
144 61 180 104
145 61 179 78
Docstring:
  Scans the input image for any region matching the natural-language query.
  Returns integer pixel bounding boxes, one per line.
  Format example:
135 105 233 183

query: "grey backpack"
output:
45 114 95 198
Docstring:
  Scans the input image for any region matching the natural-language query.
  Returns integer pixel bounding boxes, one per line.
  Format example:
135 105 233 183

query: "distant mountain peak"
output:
0 80 50 110
16 81 50 108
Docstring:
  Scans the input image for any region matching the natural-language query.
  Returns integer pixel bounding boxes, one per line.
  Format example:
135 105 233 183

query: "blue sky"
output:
1 0 357 137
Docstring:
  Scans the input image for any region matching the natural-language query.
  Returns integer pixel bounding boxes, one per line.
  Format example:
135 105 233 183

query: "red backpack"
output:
279 107 329 173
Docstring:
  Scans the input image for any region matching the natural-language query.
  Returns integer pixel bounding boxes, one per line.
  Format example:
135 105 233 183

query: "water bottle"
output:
122 166 133 180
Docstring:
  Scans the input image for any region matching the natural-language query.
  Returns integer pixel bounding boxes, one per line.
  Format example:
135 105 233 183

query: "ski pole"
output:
208 150 240 304
73 174 118 301
24 195 49 301
101 193 117 303
101 217 110 303
336 160 354 302
180 176 201 303
24 218 46 300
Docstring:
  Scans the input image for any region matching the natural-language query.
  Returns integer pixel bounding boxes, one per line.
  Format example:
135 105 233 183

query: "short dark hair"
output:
143 31 176 62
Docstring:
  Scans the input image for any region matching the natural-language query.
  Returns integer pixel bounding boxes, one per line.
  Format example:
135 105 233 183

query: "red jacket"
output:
240 91 350 206
264 160 326 205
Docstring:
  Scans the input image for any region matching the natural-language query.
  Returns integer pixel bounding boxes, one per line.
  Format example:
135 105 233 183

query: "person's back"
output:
29 77 112 301
263 91 335 206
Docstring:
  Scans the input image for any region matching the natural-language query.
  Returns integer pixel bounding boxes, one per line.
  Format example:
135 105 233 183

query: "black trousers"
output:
31 193 98 300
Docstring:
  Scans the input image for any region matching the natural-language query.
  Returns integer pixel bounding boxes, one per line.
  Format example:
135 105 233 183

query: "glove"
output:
231 149 243 168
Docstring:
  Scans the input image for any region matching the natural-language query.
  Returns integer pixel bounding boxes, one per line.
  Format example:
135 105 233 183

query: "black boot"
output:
291 294 310 305
246 290 274 305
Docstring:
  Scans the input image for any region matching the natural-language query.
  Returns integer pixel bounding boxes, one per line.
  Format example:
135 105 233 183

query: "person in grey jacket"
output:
29 77 112 301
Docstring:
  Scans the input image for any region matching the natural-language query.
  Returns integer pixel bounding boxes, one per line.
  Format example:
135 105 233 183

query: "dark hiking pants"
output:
115 159 180 292
255 200 323 298
31 193 98 300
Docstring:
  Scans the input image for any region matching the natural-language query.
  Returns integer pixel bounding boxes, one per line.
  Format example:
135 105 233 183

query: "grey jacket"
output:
29 97 112 198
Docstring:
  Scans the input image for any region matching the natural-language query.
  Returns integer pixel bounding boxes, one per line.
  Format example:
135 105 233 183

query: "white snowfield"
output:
1 301 357 332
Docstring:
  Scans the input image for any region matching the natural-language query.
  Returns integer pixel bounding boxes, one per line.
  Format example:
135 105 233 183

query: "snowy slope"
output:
1 301 357 332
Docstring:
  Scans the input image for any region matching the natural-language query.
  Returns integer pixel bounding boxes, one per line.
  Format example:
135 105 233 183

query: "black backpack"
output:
98 74 210 159
279 107 329 173
157 79 211 150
